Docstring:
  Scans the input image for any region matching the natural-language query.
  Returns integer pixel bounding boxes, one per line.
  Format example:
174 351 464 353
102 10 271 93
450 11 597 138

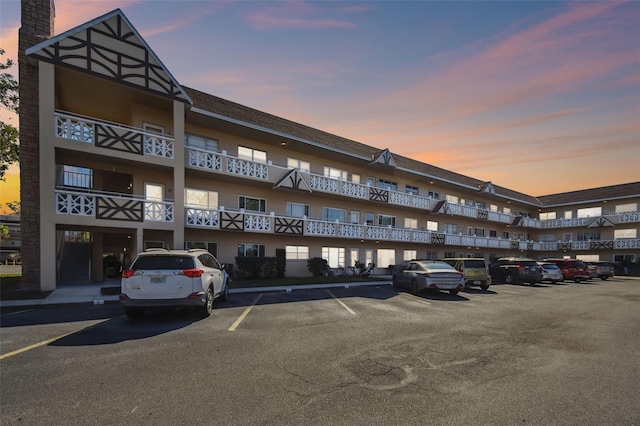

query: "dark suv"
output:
542 258 589 282
488 257 543 285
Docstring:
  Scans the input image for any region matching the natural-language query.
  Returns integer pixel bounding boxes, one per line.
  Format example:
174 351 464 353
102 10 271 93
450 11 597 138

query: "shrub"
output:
235 256 286 279
307 257 329 277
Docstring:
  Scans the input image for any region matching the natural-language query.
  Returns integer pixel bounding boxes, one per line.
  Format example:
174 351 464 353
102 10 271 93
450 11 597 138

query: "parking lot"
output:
1 278 639 425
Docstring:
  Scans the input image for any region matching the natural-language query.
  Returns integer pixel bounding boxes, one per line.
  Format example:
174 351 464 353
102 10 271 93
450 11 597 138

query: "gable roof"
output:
536 182 640 207
26 9 191 104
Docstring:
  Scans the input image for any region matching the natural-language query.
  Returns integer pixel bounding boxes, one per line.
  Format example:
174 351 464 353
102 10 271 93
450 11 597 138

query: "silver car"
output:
392 260 464 295
538 262 564 283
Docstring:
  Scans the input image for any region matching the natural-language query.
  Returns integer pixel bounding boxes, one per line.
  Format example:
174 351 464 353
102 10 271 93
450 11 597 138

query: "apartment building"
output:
18 2 639 291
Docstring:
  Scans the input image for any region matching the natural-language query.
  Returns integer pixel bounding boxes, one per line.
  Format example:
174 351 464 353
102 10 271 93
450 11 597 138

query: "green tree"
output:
0 48 19 181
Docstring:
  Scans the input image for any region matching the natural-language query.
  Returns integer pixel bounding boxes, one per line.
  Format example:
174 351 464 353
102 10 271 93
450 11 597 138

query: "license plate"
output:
473 280 481 285
151 276 165 284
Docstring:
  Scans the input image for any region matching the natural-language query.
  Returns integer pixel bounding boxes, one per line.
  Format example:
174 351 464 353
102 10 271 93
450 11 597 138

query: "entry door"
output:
145 183 165 221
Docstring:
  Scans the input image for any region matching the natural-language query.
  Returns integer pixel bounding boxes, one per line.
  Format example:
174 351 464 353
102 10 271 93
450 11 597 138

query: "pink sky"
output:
0 0 638 213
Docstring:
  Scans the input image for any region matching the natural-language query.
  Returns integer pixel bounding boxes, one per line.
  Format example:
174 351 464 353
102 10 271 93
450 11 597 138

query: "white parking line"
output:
399 293 432 305
326 290 356 315
228 294 262 332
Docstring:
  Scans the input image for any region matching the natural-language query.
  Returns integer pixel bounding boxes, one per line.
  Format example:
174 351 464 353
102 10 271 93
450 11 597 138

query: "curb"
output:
0 281 392 310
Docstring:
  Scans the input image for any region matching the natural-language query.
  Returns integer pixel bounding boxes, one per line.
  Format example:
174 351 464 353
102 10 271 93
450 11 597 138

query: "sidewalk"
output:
0 277 393 309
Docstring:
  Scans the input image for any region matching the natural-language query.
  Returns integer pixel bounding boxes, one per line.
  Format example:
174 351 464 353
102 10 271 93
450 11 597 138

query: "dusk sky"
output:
1 0 639 212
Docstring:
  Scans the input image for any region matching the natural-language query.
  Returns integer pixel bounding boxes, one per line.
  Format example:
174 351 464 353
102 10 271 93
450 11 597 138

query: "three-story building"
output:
18 2 639 290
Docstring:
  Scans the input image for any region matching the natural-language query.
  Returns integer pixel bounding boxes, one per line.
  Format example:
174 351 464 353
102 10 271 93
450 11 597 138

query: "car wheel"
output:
480 284 489 291
504 274 514 284
198 287 213 317
529 281 536 286
411 279 420 295
219 282 229 302
125 308 145 320
449 289 459 296
601 277 608 281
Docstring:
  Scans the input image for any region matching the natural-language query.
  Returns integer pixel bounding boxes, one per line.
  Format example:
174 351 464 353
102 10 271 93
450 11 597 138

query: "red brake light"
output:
182 268 203 278
122 269 135 278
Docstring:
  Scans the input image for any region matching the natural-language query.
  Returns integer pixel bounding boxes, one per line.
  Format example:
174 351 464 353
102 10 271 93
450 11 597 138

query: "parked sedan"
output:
538 262 564 283
392 260 464 295
489 257 543 285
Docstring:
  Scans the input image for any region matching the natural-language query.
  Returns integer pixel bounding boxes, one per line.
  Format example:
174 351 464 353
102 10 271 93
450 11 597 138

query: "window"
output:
322 246 345 268
616 203 637 213
238 146 267 163
578 231 600 241
324 166 347 180
377 249 396 269
365 212 374 225
185 189 218 209
540 212 556 220
287 157 310 173
563 233 572 242
351 174 361 184
285 245 309 260
489 230 497 237
403 250 417 261
503 207 511 215
286 202 309 218
425 251 439 260
428 191 440 200
350 211 360 224
62 165 92 188
237 244 265 257
366 177 376 186
377 179 397 191
185 241 218 258
378 215 396 227
145 183 164 201
614 229 637 239
186 134 218 152
405 185 418 195
445 223 458 234
577 207 601 218
427 221 439 231
564 211 573 219
404 218 418 229
490 204 498 212
577 255 600 262
475 201 486 209
446 195 459 204
239 196 266 212
323 207 346 222
143 123 164 136
538 234 556 242
474 228 485 237
503 231 510 239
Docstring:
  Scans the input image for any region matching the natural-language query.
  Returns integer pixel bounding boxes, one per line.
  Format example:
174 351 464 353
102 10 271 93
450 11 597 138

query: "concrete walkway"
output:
0 277 393 309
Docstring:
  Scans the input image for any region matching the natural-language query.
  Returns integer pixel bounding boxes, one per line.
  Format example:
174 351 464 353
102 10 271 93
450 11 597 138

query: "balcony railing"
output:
184 206 639 251
55 111 174 159
55 188 174 223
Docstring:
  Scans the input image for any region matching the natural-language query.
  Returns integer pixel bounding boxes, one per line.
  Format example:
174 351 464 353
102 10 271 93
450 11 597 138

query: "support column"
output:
172 100 185 250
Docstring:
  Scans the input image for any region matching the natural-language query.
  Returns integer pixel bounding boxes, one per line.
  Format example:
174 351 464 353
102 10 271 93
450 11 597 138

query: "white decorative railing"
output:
188 149 223 171
308 175 340 193
227 158 269 180
244 213 272 232
544 218 590 228
55 111 174 159
341 181 368 199
144 201 174 223
56 191 95 216
55 188 173 223
488 211 513 224
186 208 219 227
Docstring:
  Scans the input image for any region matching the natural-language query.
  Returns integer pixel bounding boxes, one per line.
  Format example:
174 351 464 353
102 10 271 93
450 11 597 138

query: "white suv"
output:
120 248 229 319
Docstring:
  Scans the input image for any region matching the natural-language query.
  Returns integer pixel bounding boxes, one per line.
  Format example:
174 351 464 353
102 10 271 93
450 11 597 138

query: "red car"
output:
542 258 590 282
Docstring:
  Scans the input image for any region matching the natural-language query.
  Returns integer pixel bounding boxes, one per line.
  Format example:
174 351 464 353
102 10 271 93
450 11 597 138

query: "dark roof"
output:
537 182 640 207
184 87 542 206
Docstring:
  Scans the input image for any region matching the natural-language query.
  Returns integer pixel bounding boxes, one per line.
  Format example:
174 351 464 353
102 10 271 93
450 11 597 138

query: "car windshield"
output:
541 264 560 270
463 260 486 268
132 255 195 270
570 261 586 267
519 261 539 266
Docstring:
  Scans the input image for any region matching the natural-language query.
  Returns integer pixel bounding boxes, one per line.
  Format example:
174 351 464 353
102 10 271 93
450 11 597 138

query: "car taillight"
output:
182 268 204 278
122 269 135 278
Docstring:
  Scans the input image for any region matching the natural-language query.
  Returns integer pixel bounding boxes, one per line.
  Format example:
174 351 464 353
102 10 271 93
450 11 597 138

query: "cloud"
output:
247 1 356 30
